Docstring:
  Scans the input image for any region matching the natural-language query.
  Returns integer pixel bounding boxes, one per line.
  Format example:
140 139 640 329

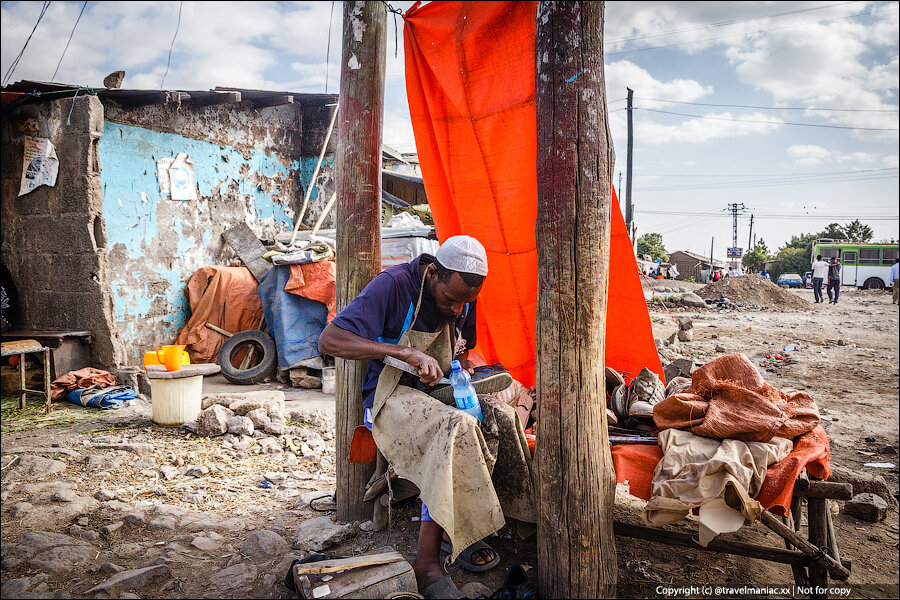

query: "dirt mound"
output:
698 275 809 310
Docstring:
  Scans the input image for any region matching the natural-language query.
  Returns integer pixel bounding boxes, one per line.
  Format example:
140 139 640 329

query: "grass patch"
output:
0 394 96 434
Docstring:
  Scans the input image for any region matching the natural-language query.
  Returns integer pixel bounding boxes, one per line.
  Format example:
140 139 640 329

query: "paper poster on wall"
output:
156 157 174 196
168 153 197 201
19 136 59 196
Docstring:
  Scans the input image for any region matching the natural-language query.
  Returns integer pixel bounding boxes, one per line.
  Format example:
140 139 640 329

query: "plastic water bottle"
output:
449 360 483 422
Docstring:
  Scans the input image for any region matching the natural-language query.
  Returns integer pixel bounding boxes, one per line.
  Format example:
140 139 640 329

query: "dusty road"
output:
1 283 897 598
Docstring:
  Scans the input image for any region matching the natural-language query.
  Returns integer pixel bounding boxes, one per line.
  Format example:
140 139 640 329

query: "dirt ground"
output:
1 283 898 599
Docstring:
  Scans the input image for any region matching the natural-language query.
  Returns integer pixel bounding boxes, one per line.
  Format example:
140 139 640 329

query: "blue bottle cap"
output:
450 360 461 371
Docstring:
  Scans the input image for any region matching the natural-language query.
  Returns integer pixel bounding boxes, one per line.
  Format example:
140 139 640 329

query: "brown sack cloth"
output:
653 353 819 442
51 368 119 401
175 266 264 363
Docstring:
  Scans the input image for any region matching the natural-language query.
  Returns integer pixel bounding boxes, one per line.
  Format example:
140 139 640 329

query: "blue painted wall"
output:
99 120 322 363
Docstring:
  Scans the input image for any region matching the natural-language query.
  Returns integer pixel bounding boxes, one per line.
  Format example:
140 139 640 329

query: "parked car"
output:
803 271 812 288
777 273 804 289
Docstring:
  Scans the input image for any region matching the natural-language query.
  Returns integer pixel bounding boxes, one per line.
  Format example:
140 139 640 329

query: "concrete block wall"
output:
1 95 118 367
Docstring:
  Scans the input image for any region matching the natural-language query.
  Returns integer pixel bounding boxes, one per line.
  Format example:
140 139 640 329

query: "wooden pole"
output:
535 2 617 597
625 86 634 237
334 0 385 523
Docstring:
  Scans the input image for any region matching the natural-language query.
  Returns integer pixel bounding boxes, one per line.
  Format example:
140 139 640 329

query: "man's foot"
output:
441 536 500 572
413 564 446 592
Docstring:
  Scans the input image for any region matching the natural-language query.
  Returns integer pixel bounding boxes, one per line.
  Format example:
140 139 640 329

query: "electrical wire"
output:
3 1 52 87
51 1 88 83
159 1 183 90
325 0 335 94
635 97 897 113
639 107 899 132
606 1 857 45
606 4 897 58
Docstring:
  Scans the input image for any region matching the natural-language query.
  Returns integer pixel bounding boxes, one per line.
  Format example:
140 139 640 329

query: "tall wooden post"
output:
535 2 617 598
334 0 386 522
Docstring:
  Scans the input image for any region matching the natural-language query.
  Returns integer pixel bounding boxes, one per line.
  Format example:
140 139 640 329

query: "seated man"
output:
319 236 534 598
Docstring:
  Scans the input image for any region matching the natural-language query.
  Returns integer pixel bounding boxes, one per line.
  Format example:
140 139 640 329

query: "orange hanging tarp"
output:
404 0 663 386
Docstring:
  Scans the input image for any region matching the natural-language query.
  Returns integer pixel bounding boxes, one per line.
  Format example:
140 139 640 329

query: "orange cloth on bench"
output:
610 425 831 517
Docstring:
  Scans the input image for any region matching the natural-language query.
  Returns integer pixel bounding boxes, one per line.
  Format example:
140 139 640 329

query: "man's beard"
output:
423 279 459 328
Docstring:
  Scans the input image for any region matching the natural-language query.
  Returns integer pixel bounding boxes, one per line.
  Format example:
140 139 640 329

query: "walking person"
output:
891 257 899 305
826 257 841 304
811 254 829 304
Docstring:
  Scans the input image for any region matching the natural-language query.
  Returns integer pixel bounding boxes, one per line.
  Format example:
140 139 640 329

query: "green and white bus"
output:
811 239 900 290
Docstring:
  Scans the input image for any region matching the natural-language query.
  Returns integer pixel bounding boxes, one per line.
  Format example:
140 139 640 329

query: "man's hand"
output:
403 348 444 386
455 357 476 374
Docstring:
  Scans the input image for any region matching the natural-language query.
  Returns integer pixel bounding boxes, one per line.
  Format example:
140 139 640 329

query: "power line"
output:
324 0 335 94
51 1 88 83
606 1 857 46
639 107 899 132
159 1 183 90
634 209 898 221
636 97 897 113
3 1 52 87
606 4 897 58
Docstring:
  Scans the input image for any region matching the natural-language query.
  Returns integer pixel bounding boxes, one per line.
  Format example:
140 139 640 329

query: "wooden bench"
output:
1 339 52 414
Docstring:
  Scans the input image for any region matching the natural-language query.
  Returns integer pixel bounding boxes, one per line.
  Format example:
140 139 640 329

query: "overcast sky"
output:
2 1 897 257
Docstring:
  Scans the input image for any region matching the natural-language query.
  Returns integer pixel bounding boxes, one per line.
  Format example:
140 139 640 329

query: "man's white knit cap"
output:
435 235 488 276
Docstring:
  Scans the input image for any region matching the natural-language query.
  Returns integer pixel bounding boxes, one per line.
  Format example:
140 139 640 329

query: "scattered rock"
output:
181 421 199 434
304 432 327 455
3 532 98 574
94 488 117 502
865 436 877 443
263 471 288 485
209 563 258 592
160 465 180 480
231 435 254 451
675 316 693 330
240 530 290 562
190 536 223 552
292 516 352 551
828 465 897 507
4 454 66 480
680 292 708 308
69 524 100 541
245 408 271 429
1 557 22 571
198 405 234 438
85 564 171 596
216 391 285 416
257 438 282 454
878 444 897 456
677 329 693 342
715 344 726 353
359 520 374 532
146 516 177 531
103 521 123 536
94 443 154 455
227 416 255 436
460 582 493 598
843 493 888 522
123 513 146 527
99 562 124 575
263 421 288 436
290 367 322 389
185 464 209 478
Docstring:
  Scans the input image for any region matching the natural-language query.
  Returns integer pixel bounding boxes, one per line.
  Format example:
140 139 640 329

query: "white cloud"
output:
787 145 831 159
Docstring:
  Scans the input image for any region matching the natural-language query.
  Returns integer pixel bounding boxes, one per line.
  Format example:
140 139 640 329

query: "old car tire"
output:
218 329 278 385
863 278 884 290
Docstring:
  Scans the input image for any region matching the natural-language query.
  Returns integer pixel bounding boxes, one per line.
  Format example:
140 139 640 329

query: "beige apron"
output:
371 271 535 561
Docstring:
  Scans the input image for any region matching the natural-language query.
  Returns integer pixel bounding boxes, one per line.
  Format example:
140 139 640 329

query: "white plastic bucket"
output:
321 367 336 395
151 375 203 426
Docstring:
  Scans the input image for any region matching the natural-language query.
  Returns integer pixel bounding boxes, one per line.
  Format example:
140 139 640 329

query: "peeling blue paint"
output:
98 121 321 354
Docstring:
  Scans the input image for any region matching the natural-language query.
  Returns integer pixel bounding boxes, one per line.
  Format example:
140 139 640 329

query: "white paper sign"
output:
156 157 174 195
19 136 59 196
168 153 197 201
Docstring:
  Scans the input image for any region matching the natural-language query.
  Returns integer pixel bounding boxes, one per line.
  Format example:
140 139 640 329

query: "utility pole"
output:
748 213 754 250
334 0 385 522
727 202 746 267
535 2 617 598
618 171 622 206
625 87 634 237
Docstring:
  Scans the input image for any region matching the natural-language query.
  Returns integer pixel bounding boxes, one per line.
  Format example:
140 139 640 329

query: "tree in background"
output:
842 219 874 242
743 245 769 272
636 232 668 261
769 247 810 280
821 223 845 240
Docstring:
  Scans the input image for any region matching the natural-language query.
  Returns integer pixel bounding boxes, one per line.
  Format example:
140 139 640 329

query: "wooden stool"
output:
1 339 52 414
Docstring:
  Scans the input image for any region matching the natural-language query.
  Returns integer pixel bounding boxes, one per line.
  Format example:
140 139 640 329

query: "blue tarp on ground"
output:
66 385 138 409
257 265 329 371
